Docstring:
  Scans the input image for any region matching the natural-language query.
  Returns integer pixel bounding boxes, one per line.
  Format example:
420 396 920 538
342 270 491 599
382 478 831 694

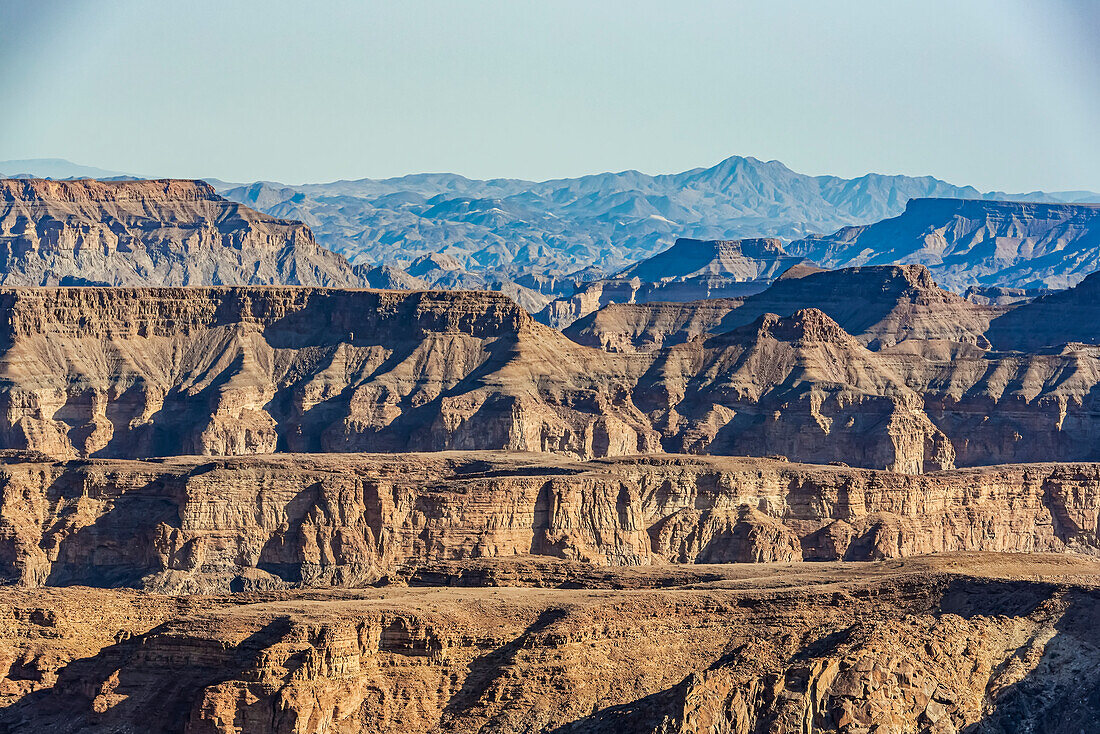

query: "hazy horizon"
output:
2 0 1098 191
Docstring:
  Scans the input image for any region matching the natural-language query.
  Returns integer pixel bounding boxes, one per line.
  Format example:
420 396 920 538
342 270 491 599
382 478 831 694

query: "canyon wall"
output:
1 452 1098 592
2 273 1100 472
2 557 1099 733
0 286 952 472
0 179 363 287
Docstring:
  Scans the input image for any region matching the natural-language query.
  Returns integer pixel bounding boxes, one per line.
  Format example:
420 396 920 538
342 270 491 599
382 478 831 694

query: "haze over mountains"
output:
7 156 1099 280
789 197 1100 290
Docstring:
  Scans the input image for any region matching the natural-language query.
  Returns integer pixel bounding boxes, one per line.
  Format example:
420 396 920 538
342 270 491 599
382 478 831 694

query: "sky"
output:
1 0 1098 191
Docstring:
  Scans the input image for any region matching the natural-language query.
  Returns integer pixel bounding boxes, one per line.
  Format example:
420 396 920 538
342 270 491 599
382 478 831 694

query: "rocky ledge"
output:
0 554 1098 733
2 451 1099 592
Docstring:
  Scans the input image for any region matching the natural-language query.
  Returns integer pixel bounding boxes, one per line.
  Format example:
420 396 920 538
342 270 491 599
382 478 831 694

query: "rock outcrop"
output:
2 451 1099 591
538 238 813 329
1 554 1099 732
565 264 1004 353
563 298 744 352
0 286 660 461
4 283 1100 470
985 271 1100 351
0 179 364 287
788 197 1100 291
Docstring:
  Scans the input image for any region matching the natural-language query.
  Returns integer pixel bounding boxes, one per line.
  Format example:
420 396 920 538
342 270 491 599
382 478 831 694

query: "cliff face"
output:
2 556 1100 733
537 238 810 329
2 452 1098 592
0 287 954 471
564 298 745 352
7 280 1100 471
0 179 363 287
0 286 661 461
566 265 1005 354
788 198 1100 291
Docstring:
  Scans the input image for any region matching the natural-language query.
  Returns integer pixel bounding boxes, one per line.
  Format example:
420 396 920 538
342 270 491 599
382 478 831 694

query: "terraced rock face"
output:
2 452 1098 591
1 554 1099 733
788 197 1100 291
538 238 811 329
7 275 1100 470
0 287 959 471
0 179 363 287
0 286 660 461
566 264 1005 354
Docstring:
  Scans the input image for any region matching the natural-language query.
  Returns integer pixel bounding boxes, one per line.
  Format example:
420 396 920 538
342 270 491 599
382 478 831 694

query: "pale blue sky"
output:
1 0 1098 191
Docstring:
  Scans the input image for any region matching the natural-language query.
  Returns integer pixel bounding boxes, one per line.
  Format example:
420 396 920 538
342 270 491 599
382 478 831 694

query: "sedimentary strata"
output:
0 178 363 287
1 452 1098 592
1 554 1099 732
788 197 1100 290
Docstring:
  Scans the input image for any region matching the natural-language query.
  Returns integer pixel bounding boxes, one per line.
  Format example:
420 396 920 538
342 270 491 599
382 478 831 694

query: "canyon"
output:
4 266 1100 472
4 174 1100 731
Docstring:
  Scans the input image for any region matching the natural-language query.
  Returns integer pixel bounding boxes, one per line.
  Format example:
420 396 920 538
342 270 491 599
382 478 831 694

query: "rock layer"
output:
0 287 956 471
788 197 1100 291
2 452 1099 592
538 237 811 329
1 554 1099 733
0 179 363 287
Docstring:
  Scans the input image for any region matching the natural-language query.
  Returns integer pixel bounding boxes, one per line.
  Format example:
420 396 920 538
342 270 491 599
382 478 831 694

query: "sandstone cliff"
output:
2 451 1098 592
0 179 364 287
3 280 1100 470
563 298 744 352
565 264 1004 353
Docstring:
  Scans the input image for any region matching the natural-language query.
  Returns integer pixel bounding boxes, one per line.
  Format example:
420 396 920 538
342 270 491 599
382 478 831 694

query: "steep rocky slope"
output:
636 308 954 472
563 298 745 352
0 179 364 287
1 554 1099 733
5 284 1100 469
564 264 1004 353
706 264 1003 350
985 270 1100 351
539 238 811 329
788 198 1100 291
4 451 1100 592
0 286 660 461
0 288 965 471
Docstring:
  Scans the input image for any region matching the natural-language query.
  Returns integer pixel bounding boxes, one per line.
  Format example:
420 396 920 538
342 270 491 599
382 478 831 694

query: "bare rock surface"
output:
788 197 1100 291
537 238 812 329
0 179 364 287
563 298 745 352
1 553 1099 732
0 287 953 471
2 279 1100 470
566 264 1004 353
2 451 1100 591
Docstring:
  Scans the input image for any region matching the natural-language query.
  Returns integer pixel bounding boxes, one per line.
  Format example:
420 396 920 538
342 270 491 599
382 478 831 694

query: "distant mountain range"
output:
0 158 135 180
218 157 1100 276
7 157 1098 280
6 156 1100 302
